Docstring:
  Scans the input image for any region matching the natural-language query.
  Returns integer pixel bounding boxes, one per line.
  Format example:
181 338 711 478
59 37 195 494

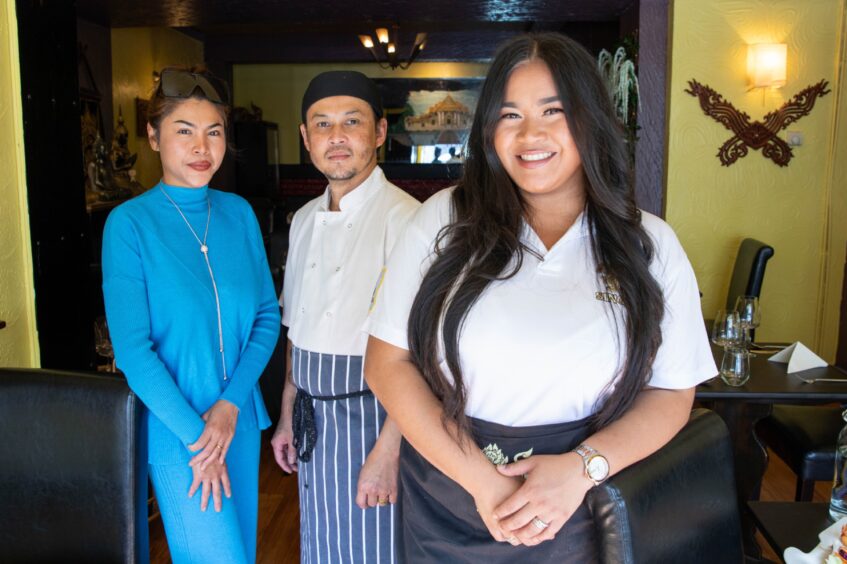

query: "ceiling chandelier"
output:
358 25 427 70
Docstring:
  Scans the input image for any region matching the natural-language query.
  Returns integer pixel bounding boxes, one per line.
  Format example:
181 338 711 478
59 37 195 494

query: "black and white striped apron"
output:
399 416 598 563
292 346 398 564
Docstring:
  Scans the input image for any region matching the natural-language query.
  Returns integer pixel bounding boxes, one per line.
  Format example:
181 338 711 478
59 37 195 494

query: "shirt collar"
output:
156 180 209 205
316 166 385 213
522 210 589 257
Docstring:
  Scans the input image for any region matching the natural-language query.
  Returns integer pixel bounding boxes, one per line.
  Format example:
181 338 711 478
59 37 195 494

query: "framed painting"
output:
372 78 484 164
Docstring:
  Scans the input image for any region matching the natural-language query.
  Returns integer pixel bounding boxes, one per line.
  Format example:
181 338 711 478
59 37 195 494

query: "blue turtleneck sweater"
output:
103 182 279 464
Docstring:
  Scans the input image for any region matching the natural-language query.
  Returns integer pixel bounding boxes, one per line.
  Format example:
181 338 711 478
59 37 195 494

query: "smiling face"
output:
299 95 387 192
147 97 226 188
493 59 585 207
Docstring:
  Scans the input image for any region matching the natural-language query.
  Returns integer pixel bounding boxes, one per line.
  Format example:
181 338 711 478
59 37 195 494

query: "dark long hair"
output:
407 33 664 442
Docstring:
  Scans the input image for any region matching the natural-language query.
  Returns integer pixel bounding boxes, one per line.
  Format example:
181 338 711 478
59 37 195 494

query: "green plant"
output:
597 42 640 162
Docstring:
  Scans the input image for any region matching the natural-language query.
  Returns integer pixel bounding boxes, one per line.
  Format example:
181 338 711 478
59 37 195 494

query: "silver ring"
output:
531 517 549 530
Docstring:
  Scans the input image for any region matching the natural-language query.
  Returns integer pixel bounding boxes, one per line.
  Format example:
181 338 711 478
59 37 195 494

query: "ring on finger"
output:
506 535 519 545
216 443 223 449
531 517 550 531
378 498 388 506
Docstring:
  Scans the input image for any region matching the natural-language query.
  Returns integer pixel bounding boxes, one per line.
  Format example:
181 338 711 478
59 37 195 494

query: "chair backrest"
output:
587 409 743 564
725 238 774 311
0 368 145 563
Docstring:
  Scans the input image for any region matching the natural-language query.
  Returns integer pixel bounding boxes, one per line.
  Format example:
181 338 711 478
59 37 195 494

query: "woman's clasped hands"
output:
481 453 592 547
187 399 240 512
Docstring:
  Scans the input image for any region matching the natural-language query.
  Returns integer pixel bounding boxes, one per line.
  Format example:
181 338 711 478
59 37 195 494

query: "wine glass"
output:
720 347 751 387
712 310 743 348
735 296 761 346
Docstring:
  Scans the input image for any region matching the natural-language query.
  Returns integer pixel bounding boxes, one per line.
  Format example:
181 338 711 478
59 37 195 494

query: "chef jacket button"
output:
347 223 352 229
322 219 327 225
311 262 316 268
325 311 332 318
335 266 341 272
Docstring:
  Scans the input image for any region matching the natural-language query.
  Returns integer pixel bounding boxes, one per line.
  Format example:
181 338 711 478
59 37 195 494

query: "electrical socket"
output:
786 131 804 147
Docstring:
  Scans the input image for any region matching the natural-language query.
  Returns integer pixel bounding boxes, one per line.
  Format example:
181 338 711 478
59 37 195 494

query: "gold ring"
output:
378 499 388 506
216 444 223 449
531 517 549 530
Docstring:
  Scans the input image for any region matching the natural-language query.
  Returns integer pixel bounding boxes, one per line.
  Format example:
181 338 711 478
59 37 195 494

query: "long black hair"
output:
407 33 664 441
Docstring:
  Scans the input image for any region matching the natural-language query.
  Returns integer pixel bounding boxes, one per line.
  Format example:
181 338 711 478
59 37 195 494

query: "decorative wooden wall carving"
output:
685 79 830 167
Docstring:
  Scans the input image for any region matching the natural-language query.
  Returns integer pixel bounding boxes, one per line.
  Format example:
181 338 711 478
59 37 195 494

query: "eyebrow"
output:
310 109 363 120
173 119 223 129
502 95 562 108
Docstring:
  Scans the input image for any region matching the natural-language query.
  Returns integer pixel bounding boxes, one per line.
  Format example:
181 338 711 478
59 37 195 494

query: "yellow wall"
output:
233 62 490 164
666 0 845 356
111 28 204 188
0 0 39 366
818 3 847 360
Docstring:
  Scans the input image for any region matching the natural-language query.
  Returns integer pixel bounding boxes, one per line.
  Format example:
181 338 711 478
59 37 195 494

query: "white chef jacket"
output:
282 166 419 356
367 187 717 426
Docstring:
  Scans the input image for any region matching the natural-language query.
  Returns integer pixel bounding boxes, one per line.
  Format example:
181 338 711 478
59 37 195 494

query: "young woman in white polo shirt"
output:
365 33 716 561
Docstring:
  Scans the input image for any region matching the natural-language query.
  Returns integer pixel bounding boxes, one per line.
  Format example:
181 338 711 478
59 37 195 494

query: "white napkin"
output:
784 515 847 563
768 341 829 373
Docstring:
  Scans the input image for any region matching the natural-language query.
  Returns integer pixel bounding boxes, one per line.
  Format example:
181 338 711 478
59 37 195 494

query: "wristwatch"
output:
573 444 610 485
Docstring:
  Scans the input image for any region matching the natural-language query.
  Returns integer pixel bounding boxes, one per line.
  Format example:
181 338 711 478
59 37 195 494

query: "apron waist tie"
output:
292 387 373 462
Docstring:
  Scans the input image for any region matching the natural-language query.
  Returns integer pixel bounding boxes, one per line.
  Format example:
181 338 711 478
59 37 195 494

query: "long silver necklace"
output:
160 186 228 381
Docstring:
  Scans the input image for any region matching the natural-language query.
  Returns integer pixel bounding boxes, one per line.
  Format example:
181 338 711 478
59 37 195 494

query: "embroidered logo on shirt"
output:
595 272 623 305
368 267 387 314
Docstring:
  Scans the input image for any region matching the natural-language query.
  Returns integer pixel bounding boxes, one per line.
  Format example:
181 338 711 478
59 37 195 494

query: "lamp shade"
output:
747 43 787 88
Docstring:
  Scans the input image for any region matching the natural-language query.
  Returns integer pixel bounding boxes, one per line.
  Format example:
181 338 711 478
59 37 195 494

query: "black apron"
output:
399 416 599 563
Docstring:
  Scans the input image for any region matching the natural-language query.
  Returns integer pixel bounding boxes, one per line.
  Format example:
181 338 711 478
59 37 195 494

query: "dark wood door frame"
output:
16 0 93 369
634 0 670 217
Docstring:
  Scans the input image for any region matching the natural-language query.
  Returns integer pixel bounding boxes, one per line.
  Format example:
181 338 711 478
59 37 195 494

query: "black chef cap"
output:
301 71 383 122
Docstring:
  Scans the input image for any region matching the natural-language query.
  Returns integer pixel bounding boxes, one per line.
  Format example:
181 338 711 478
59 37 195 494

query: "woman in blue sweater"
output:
102 68 280 564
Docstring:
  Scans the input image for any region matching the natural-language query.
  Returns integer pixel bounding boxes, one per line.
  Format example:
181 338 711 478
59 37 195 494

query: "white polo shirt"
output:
282 166 420 356
367 187 717 426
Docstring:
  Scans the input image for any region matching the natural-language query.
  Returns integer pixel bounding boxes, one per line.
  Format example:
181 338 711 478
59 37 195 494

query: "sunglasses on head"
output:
158 69 230 105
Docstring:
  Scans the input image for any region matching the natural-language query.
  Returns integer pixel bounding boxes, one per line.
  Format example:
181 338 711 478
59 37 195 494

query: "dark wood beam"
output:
634 0 669 217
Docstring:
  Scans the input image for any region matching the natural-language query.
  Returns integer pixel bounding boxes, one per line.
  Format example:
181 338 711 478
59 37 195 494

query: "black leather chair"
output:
757 404 843 501
704 238 773 338
589 408 743 563
724 238 774 312
0 368 147 563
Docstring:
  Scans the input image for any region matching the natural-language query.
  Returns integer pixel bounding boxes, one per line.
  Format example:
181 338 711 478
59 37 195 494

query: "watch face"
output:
587 455 610 481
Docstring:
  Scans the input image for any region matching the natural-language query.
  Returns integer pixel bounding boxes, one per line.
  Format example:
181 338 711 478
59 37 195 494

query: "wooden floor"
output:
149 431 829 563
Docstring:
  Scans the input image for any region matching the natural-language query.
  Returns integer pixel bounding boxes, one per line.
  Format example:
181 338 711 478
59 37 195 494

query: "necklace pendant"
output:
200 244 208 254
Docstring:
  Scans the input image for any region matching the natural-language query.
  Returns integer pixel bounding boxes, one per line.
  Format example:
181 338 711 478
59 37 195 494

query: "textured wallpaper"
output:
0 0 38 366
666 0 842 348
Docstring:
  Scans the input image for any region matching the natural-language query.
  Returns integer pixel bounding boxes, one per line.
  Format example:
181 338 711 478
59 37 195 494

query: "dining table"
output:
696 343 847 562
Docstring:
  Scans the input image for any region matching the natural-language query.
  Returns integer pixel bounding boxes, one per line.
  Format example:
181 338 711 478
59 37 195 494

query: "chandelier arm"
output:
359 26 425 71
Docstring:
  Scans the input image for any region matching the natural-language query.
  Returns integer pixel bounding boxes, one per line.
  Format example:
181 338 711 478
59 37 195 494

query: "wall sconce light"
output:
747 43 787 89
359 25 427 70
